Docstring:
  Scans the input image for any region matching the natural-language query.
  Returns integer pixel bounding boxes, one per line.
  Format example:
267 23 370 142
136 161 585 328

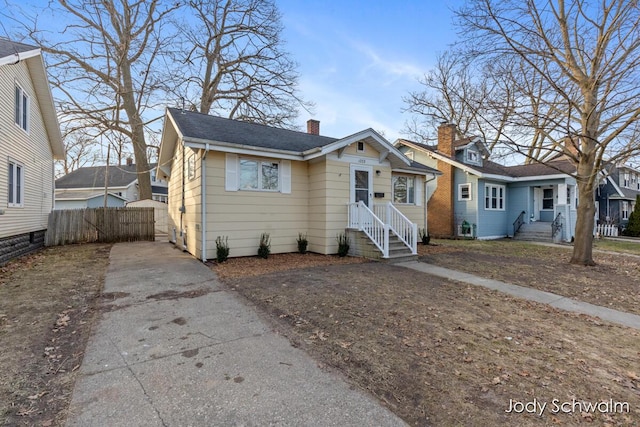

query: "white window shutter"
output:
225 153 238 191
415 178 423 206
281 160 291 194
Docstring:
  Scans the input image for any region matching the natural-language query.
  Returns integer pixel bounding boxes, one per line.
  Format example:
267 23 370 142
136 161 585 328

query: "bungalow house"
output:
156 108 441 261
55 160 169 206
396 123 579 242
596 163 640 230
0 38 64 264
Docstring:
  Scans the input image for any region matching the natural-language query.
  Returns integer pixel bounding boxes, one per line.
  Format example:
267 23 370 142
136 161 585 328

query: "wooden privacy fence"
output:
45 207 155 246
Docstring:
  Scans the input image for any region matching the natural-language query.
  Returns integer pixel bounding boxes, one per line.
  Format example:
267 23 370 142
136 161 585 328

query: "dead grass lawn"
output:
213 249 640 426
0 244 111 426
419 239 640 315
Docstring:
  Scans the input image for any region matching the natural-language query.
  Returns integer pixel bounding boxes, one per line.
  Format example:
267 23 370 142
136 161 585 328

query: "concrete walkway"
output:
66 241 406 427
397 261 640 330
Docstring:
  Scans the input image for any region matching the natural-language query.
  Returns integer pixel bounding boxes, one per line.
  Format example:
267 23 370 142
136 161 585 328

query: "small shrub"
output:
297 233 308 254
215 236 229 263
336 232 350 257
258 232 271 259
626 195 640 237
418 228 430 245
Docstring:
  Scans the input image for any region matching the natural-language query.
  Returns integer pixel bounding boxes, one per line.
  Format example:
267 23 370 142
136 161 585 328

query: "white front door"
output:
350 164 373 208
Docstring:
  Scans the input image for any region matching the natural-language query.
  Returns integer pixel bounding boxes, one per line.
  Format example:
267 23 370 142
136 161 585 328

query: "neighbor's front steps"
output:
513 221 554 243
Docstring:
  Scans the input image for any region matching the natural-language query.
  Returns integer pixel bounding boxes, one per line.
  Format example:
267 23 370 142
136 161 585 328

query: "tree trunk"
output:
570 159 596 266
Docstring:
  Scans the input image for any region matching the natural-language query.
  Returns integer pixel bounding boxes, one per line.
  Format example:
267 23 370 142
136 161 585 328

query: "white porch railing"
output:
348 201 389 257
348 201 417 258
595 224 619 237
373 202 417 255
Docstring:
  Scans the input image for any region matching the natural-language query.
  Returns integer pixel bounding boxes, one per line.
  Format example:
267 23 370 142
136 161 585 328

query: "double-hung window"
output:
15 84 29 132
239 159 279 191
393 176 415 204
484 184 505 210
458 183 471 201
8 161 24 207
622 201 629 220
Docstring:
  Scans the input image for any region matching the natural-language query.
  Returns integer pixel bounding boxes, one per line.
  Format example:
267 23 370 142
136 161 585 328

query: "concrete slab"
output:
66 241 407 427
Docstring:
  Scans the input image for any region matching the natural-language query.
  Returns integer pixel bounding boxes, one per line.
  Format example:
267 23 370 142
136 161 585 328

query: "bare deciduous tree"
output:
455 0 640 265
58 131 101 177
403 51 514 153
9 0 178 199
168 0 310 128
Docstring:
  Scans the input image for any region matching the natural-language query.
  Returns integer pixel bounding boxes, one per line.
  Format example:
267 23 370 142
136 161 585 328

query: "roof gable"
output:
1 38 64 159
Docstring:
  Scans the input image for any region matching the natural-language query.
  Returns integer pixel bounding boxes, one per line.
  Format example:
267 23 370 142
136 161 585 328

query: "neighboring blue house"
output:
396 123 578 242
596 163 640 230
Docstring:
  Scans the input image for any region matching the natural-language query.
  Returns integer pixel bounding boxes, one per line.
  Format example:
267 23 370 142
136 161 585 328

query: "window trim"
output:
484 183 505 211
8 160 25 208
467 150 479 163
392 175 416 205
458 183 472 201
542 188 554 210
238 157 280 192
622 201 629 220
356 141 365 153
14 83 29 133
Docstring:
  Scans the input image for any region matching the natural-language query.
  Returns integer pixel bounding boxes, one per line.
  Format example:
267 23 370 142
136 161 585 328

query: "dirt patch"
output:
419 240 640 315
211 252 367 279
224 262 640 426
0 244 111 427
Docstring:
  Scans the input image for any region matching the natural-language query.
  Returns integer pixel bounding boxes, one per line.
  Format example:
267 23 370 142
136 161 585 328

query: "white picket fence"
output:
595 224 619 237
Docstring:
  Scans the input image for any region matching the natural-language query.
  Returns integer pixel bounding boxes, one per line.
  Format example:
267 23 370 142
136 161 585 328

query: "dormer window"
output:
467 150 479 163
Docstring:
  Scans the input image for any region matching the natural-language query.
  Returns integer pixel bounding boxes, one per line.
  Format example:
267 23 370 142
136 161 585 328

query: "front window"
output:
8 161 24 207
485 184 505 210
239 158 279 191
542 188 554 210
15 84 29 132
622 201 629 220
623 173 630 187
393 176 415 204
458 183 472 201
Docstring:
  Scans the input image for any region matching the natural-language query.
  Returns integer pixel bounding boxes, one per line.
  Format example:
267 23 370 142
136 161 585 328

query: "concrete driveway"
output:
65 241 406 427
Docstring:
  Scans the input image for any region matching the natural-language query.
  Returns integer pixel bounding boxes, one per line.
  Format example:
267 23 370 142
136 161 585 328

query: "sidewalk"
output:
397 261 640 330
65 241 406 427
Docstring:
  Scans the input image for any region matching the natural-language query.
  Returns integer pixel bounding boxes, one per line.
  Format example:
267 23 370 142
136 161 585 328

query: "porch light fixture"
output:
376 170 381 176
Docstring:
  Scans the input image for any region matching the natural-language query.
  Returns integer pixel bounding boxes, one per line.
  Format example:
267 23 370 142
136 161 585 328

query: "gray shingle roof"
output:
56 164 157 188
0 38 39 61
402 140 575 178
168 107 338 152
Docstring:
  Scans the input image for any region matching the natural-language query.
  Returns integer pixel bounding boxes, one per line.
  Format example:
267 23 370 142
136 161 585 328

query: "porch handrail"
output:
513 210 526 236
551 212 563 238
348 201 389 258
374 202 417 254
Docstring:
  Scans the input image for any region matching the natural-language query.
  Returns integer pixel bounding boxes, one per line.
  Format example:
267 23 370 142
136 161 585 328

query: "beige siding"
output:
204 151 309 258
166 141 202 258
0 60 55 238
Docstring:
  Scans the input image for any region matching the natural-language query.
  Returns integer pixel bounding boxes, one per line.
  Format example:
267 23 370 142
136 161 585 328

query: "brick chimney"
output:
429 122 457 238
437 122 457 156
126 156 133 166
307 119 320 135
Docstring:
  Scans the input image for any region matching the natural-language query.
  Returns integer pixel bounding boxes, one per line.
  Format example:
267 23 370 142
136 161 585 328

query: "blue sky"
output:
277 0 463 141
2 0 463 142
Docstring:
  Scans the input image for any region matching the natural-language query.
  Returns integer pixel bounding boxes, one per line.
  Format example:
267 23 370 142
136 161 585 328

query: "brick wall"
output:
427 123 458 237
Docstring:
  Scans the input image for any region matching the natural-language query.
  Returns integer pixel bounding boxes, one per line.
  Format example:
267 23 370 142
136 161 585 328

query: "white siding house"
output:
0 38 64 264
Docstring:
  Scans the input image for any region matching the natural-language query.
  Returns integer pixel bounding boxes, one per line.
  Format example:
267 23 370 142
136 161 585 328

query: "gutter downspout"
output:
201 144 209 262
